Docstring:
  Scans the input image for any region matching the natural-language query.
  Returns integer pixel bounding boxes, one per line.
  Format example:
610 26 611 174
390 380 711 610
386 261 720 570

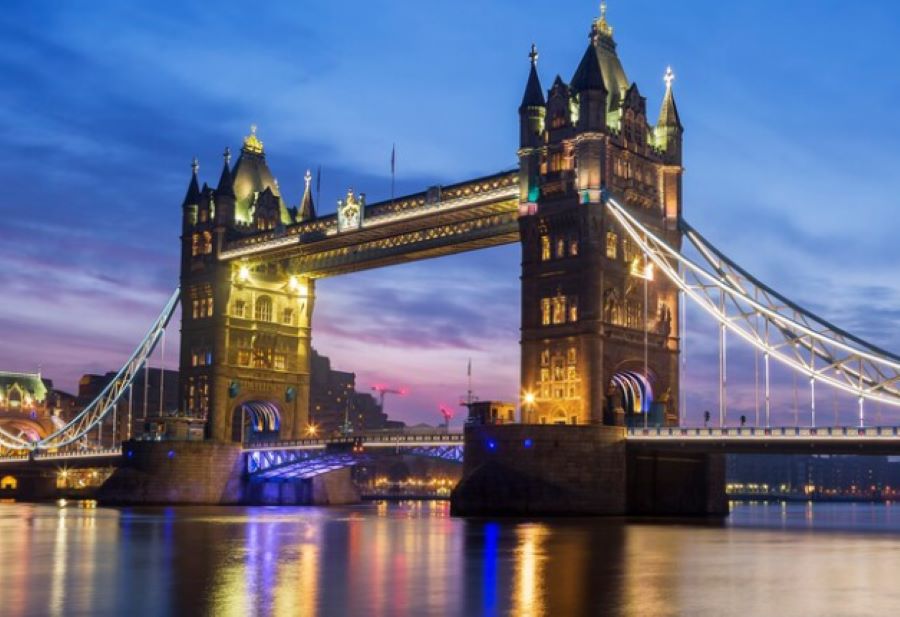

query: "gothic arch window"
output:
255 296 273 322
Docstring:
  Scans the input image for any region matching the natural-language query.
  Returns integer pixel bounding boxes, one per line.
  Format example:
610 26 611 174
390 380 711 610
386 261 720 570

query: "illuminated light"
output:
56 498 67 508
523 439 533 449
167 450 175 459
523 392 536 406
487 440 497 451
306 424 319 437
238 265 251 282
288 276 306 295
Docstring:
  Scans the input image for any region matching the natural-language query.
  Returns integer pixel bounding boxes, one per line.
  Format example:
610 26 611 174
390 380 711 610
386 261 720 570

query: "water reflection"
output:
1 501 900 616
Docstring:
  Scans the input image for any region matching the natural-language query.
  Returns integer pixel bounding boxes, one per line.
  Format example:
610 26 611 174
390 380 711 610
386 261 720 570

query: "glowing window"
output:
552 295 566 325
255 296 273 322
541 299 552 326
556 238 566 259
567 348 577 365
540 236 551 261
568 297 579 322
606 232 618 260
282 308 294 325
233 300 246 318
569 237 579 257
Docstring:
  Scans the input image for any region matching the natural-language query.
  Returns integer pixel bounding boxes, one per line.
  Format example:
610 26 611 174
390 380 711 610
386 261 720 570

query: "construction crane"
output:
371 385 407 416
439 405 454 430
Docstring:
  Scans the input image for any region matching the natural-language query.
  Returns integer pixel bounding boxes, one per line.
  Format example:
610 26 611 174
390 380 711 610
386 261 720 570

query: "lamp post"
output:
523 392 536 424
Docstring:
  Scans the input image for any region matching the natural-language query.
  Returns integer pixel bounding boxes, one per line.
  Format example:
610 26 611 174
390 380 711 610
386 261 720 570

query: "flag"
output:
391 143 396 176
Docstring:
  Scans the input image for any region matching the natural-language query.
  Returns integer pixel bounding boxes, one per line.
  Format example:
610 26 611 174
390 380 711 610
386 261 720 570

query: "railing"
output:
0 447 123 465
246 433 464 452
627 427 900 439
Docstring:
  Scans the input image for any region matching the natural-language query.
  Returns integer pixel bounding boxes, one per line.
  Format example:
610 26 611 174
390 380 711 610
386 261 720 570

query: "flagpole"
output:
316 165 322 213
390 143 396 207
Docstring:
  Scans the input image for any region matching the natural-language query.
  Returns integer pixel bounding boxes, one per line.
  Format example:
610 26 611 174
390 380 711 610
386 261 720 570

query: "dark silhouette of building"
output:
309 349 389 435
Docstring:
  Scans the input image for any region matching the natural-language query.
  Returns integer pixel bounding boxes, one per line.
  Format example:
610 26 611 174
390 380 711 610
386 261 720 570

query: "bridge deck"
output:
627 427 900 455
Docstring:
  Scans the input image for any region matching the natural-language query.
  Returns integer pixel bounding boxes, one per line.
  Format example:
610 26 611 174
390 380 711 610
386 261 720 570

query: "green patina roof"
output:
0 372 48 402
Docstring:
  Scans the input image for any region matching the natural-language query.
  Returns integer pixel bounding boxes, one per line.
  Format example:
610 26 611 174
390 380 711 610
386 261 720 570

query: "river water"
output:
0 500 898 616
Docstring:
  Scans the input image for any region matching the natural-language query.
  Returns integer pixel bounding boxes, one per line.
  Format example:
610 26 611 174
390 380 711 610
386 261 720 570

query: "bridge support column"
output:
451 425 727 517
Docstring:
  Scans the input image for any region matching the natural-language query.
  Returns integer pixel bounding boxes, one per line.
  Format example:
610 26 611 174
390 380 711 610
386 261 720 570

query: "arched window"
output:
255 296 273 322
0 476 16 490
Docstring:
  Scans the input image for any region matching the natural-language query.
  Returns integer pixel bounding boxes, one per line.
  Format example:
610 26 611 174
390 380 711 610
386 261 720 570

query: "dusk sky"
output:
1 1 898 427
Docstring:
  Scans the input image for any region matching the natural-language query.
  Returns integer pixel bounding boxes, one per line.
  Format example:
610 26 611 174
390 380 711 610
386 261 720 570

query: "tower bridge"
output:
1 4 898 513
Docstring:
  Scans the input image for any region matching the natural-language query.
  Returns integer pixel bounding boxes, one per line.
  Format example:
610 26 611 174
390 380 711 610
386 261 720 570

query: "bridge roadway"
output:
4 428 900 472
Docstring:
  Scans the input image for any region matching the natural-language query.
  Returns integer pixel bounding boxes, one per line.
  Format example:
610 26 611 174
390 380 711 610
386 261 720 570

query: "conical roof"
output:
182 159 201 206
298 169 316 221
571 42 606 92
520 45 546 109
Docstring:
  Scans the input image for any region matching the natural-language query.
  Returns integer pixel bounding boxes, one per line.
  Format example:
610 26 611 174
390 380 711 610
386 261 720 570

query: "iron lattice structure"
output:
0 289 180 451
605 197 900 424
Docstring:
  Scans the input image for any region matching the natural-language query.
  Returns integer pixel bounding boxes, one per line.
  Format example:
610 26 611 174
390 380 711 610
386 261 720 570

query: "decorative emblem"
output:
337 188 365 232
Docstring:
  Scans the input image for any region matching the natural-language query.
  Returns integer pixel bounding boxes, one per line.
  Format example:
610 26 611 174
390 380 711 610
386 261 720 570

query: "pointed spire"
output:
217 146 235 197
520 43 546 110
658 66 683 130
571 41 607 92
298 169 317 221
182 157 201 206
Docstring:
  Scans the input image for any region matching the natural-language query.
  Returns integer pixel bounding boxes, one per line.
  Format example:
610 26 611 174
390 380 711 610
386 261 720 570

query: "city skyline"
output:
1 0 899 426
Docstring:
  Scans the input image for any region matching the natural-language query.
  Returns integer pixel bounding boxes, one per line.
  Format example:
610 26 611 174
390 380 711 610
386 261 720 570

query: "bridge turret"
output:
655 67 683 163
519 44 546 148
655 67 684 224
518 44 546 210
214 147 236 229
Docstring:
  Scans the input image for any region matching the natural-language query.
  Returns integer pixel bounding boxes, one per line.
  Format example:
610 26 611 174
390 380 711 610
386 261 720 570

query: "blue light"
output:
487 440 497 451
126 450 133 458
523 438 533 449
167 450 175 459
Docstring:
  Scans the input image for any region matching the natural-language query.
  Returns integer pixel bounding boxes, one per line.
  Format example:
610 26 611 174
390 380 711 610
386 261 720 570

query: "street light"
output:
523 391 536 423
306 424 319 438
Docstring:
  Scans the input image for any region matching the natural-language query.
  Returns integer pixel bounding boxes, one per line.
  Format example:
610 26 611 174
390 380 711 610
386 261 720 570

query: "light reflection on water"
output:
0 501 899 616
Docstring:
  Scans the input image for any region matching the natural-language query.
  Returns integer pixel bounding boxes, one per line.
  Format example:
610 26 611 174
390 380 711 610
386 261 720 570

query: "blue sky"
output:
0 1 898 426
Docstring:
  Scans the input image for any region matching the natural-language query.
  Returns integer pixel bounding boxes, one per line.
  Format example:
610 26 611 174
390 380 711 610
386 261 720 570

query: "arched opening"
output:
255 296 273 322
232 401 282 443
7 387 21 410
607 370 659 427
0 475 17 490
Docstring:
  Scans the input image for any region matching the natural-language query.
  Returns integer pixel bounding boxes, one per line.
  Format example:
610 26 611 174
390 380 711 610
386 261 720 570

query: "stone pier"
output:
98 441 360 506
451 425 726 517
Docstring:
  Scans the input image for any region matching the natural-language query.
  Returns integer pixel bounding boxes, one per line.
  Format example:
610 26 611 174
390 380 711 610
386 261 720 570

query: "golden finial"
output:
595 0 614 37
664 66 676 90
243 124 264 155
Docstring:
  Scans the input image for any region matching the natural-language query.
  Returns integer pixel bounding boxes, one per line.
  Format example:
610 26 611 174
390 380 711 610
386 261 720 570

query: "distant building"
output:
77 368 179 440
0 371 63 446
728 454 900 498
465 401 517 426
309 349 392 435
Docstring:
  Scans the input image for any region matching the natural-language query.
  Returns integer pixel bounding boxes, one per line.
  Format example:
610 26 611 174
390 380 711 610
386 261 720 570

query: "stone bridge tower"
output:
518 6 684 427
179 129 315 442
